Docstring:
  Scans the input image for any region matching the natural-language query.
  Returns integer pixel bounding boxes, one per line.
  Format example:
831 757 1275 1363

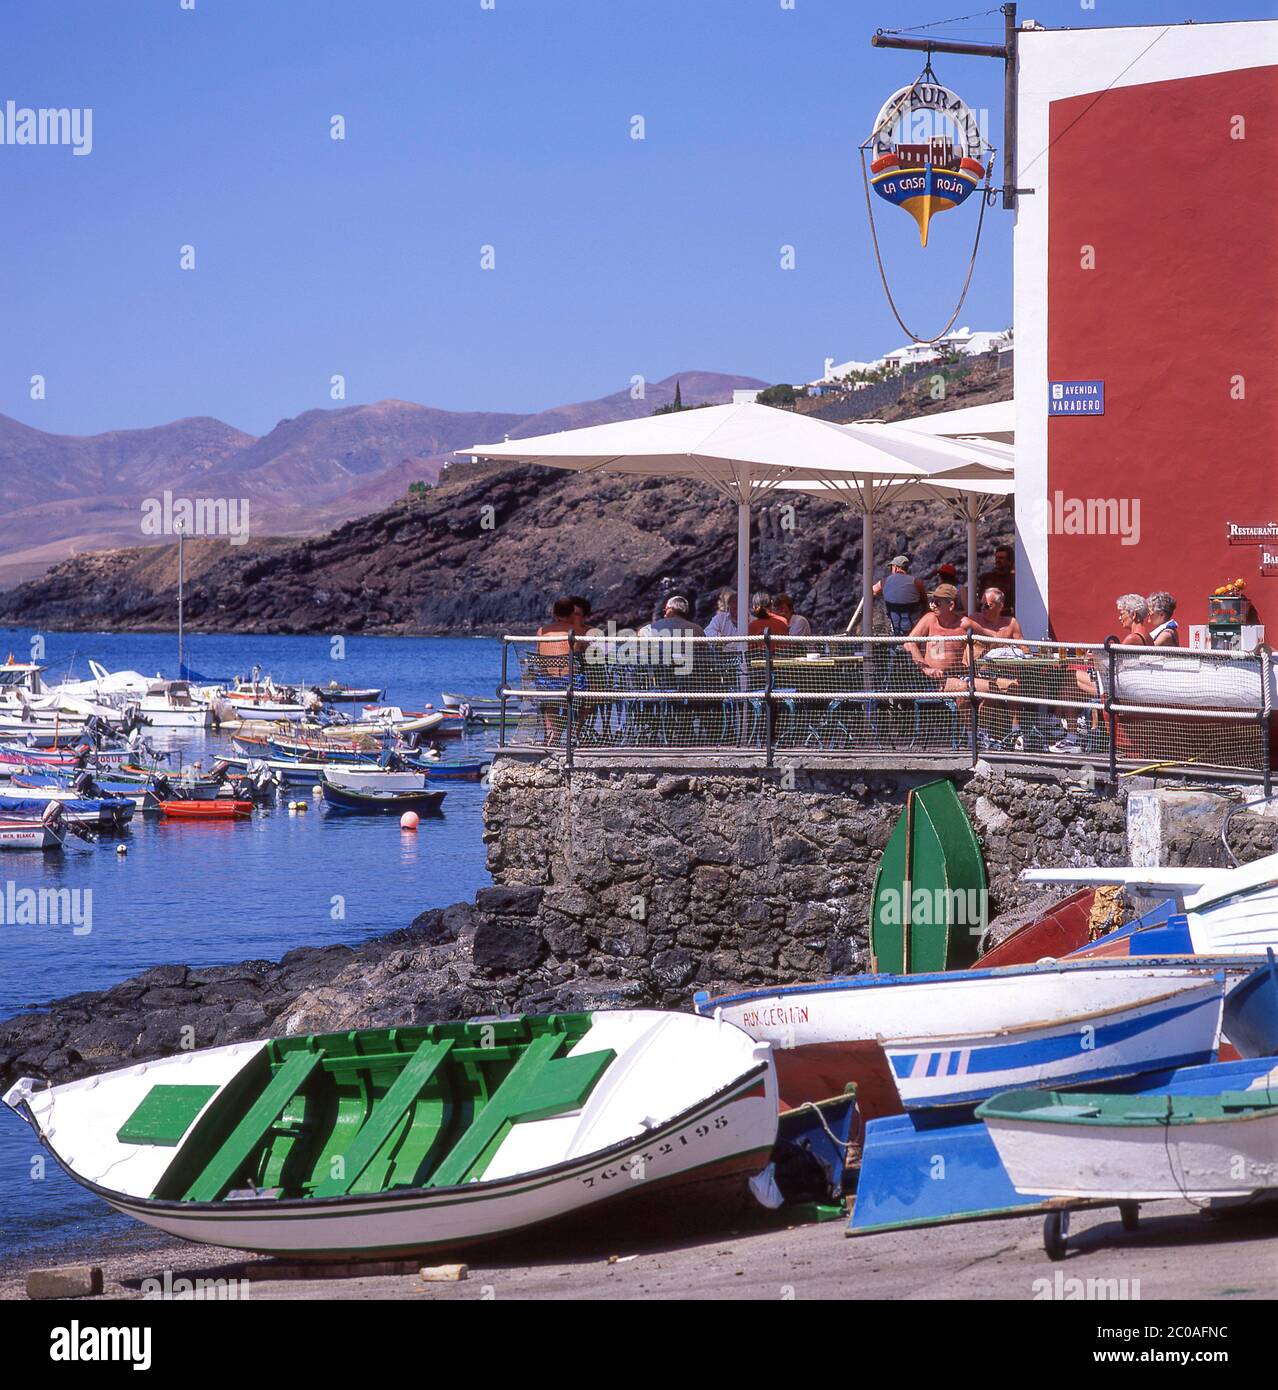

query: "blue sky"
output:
1 0 1272 436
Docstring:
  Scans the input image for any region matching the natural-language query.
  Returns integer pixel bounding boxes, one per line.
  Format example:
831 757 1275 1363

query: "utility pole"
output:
871 2 1029 211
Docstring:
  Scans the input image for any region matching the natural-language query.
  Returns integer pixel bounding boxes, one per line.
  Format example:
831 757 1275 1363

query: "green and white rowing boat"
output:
4 1011 777 1257
977 1066 1278 1201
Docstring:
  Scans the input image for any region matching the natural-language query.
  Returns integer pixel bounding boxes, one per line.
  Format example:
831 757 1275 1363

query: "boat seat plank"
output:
312 1039 454 1198
182 1049 326 1203
117 1084 220 1147
427 1035 615 1189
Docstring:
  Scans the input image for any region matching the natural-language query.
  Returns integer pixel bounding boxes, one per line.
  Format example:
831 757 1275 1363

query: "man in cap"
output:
872 554 928 634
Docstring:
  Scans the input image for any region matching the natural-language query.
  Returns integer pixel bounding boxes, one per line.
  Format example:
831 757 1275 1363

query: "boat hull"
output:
0 819 62 850
979 1073 1278 1201
4 1012 778 1257
321 783 445 815
696 959 1247 1118
881 977 1223 1109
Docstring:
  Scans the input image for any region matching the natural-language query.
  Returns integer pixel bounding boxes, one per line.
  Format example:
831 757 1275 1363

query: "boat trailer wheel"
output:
1043 1210 1070 1260
1044 1203 1139 1259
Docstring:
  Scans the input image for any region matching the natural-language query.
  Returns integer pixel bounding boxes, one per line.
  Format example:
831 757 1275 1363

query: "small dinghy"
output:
414 757 488 781
159 799 254 820
321 782 445 815
314 682 385 704
976 1064 1278 1201
2 1011 778 1257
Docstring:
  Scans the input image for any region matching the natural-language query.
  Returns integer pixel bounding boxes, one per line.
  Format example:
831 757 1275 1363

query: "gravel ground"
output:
4 1197 1276 1301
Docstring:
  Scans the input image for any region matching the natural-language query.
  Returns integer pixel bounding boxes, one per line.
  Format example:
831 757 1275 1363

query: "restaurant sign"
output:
867 79 991 248
1227 521 1278 546
1049 381 1104 416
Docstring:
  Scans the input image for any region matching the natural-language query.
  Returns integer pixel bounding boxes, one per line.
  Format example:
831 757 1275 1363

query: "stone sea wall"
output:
2 760 1273 1088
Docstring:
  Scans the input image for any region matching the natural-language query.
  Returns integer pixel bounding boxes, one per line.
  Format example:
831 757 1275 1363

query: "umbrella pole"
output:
736 499 750 636
967 512 978 614
862 509 874 638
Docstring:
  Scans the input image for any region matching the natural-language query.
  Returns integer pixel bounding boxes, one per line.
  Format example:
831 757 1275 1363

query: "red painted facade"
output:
1045 65 1278 641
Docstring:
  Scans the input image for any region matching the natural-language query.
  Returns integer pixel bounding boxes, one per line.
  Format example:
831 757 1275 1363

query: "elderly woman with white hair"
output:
1115 592 1153 646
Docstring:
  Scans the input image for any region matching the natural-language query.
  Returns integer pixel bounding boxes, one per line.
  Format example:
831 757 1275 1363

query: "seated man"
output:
905 584 974 682
906 584 1018 740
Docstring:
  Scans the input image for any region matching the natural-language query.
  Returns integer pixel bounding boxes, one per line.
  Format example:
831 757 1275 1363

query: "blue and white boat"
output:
1221 950 1278 1059
880 973 1224 1110
0 790 133 830
849 1055 1278 1237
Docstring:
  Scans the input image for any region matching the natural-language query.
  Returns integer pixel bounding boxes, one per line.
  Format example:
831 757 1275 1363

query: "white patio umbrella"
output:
893 399 1015 444
778 464 1014 624
461 402 1010 635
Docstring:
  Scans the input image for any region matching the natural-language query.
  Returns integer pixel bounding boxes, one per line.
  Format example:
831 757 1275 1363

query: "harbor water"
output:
0 629 502 1261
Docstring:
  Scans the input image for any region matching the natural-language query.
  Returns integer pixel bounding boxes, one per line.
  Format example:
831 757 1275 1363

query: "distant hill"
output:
0 366 1013 637
0 372 766 588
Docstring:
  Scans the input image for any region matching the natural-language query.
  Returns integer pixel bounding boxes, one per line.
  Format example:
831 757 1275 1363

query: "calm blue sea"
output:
0 628 503 1262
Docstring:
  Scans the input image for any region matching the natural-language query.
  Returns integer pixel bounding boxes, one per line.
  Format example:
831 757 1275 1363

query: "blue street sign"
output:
1048 380 1104 415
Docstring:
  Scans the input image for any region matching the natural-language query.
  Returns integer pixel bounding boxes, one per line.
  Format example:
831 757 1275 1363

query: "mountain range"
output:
0 371 766 588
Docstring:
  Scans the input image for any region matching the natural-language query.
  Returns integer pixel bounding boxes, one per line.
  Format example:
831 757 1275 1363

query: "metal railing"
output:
498 632 1274 790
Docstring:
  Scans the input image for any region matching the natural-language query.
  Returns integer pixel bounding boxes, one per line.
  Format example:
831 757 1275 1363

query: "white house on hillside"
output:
812 327 1011 389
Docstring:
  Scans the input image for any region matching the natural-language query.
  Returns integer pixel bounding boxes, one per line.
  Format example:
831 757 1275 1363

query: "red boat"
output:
159 800 254 820
972 888 1097 968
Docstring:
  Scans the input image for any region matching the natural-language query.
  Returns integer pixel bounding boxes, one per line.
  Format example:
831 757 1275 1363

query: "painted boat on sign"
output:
321 782 445 816
695 958 1255 1120
870 779 986 974
1 1011 778 1257
1220 950 1278 1059
976 1061 1278 1201
1027 851 1278 959
849 1055 1278 1237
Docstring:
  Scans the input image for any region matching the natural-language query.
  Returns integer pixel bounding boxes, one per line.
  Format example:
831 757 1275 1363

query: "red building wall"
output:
1046 65 1278 641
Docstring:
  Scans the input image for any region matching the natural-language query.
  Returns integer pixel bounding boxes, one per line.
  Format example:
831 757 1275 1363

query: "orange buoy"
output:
400 811 419 831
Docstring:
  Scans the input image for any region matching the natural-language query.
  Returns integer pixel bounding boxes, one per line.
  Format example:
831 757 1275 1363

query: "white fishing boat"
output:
695 958 1251 1119
3 1010 777 1257
1025 851 1278 958
136 680 214 730
321 766 431 795
977 1062 1278 1200
0 803 67 851
880 975 1223 1109
354 706 447 736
